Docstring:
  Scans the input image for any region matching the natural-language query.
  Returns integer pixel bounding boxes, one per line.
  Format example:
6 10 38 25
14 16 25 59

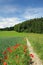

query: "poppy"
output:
4 56 8 59
3 51 6 54
13 46 17 49
3 62 7 65
30 54 34 58
7 47 12 53
16 44 20 46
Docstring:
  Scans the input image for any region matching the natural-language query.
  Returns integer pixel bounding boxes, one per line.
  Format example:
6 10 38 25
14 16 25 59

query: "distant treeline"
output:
14 18 43 33
0 17 43 33
0 27 14 31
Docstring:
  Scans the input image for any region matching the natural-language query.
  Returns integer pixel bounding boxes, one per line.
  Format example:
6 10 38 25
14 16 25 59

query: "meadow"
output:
0 31 43 64
28 34 43 60
0 31 30 65
0 37 26 56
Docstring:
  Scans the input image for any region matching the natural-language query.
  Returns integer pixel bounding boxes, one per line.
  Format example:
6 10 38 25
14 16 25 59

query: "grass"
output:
0 36 30 65
3 44 30 65
0 31 26 37
0 31 43 62
0 37 26 57
28 34 43 61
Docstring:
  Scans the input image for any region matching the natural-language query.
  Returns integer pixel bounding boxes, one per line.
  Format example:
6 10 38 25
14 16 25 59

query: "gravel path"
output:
26 38 43 65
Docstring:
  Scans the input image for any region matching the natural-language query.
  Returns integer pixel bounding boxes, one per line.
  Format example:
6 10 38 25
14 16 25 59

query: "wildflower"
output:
30 54 34 58
13 44 20 49
3 62 7 65
4 56 8 59
16 44 20 46
3 51 6 54
7 47 12 53
13 46 17 49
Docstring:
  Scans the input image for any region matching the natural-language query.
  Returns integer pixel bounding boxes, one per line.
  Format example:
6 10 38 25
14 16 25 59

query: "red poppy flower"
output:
16 44 20 46
4 56 8 59
16 44 20 48
13 46 17 49
13 44 20 50
7 47 12 53
30 54 34 58
3 62 7 65
3 51 6 54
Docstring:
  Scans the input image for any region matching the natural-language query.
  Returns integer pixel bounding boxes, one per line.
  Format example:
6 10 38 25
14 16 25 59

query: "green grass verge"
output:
28 34 43 61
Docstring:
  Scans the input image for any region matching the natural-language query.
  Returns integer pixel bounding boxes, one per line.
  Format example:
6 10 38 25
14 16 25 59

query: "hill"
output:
14 18 43 33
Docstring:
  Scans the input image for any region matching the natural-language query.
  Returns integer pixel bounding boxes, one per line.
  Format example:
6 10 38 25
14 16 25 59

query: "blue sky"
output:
0 0 43 28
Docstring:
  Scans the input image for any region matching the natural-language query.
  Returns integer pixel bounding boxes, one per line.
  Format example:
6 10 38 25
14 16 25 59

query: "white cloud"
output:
0 17 22 28
0 7 43 28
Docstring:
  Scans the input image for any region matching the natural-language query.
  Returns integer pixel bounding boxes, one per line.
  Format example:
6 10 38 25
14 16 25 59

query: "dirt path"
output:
26 38 43 65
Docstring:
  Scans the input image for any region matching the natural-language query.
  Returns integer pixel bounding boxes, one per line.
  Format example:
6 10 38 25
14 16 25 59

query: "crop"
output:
0 37 31 65
1 44 30 65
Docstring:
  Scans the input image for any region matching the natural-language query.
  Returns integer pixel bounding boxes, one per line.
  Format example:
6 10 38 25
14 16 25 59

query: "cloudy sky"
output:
0 0 43 28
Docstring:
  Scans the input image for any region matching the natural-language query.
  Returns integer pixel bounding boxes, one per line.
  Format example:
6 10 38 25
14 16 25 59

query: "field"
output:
0 31 27 37
28 34 43 60
0 31 43 65
0 31 30 65
0 37 26 56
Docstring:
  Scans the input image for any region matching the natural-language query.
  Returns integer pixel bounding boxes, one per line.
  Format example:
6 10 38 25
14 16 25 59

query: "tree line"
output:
0 27 14 31
14 17 43 33
0 17 43 33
